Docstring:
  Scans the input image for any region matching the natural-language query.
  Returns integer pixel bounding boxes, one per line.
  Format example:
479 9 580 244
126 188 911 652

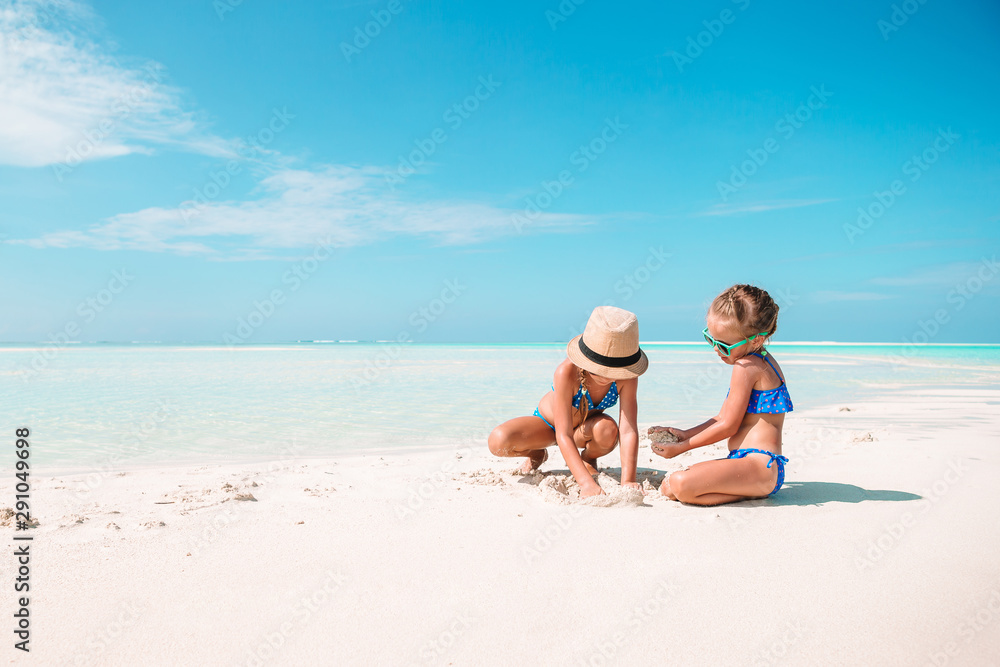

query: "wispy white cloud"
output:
812 290 894 303
13 165 589 256
0 0 233 168
1 0 593 255
696 198 836 217
869 259 999 288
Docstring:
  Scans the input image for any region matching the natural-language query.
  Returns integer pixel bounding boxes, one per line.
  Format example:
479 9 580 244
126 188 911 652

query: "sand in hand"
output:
647 426 679 444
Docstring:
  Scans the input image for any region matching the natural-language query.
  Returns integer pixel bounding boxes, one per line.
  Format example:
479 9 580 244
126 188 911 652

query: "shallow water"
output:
3 343 999 471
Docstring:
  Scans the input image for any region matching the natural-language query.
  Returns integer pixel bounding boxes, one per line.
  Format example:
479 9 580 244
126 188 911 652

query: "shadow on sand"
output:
525 468 923 508
762 481 922 507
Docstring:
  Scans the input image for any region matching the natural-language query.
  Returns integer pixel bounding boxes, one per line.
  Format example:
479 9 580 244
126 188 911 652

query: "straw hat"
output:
566 306 648 380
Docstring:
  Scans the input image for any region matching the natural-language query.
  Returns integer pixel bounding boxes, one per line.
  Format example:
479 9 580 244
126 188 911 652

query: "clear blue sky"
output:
1 0 998 343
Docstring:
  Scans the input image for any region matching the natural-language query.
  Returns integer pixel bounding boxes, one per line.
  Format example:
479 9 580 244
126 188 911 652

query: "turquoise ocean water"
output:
3 343 1000 472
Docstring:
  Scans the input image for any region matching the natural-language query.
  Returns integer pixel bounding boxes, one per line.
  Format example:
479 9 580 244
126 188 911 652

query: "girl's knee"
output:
592 418 619 446
487 426 508 456
669 471 696 503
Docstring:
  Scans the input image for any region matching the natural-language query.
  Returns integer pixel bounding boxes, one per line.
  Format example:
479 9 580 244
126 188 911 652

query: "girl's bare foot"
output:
518 449 548 474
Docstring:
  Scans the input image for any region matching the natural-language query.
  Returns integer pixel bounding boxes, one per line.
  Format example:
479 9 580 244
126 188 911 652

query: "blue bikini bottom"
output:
533 406 555 430
727 448 789 495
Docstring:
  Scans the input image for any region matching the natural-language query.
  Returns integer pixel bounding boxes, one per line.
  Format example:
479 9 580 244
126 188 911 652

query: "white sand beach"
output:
4 0 999 664
6 387 1000 666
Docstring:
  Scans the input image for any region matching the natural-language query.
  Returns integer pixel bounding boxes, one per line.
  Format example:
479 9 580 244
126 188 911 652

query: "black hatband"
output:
578 338 642 368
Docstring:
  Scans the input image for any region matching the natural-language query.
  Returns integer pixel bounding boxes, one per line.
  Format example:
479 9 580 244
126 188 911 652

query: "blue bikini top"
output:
727 352 793 414
576 381 619 411
553 381 619 411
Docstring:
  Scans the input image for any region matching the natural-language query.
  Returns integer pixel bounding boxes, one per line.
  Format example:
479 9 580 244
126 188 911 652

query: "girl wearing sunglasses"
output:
649 284 792 505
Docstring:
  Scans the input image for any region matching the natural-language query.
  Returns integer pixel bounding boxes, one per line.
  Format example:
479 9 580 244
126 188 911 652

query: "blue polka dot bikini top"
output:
552 381 619 411
728 352 793 414
575 381 619 411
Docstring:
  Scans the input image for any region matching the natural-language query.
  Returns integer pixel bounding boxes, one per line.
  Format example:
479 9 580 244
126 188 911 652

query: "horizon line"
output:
1 341 998 347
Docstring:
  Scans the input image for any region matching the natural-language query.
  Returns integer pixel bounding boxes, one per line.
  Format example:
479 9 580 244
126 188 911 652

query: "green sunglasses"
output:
702 327 770 356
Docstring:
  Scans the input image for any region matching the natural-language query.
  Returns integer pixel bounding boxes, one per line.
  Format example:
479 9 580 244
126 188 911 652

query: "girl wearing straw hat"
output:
488 306 648 498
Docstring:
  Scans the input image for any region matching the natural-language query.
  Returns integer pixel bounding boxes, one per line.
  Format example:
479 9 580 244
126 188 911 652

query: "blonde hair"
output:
575 367 590 424
709 284 779 343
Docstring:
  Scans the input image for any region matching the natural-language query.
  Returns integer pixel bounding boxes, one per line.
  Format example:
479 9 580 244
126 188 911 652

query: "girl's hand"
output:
621 481 644 495
580 481 606 498
651 439 688 459
648 426 687 442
